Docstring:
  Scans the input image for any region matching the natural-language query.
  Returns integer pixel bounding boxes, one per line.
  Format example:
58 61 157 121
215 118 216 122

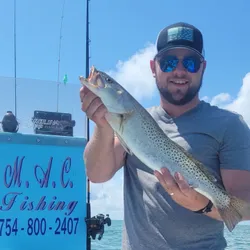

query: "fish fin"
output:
105 111 133 131
188 182 198 189
105 112 122 124
216 195 250 232
106 112 133 155
115 132 133 155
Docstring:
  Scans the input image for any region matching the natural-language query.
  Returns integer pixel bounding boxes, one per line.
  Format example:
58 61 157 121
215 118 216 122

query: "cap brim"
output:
155 45 204 58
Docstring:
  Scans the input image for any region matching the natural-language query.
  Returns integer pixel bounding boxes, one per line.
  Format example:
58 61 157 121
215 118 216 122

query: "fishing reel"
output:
85 213 111 240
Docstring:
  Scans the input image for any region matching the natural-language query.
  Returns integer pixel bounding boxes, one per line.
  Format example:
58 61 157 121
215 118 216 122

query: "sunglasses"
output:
157 54 204 73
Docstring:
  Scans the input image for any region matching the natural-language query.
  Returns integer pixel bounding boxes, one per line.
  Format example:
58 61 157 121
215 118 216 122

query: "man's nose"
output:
174 60 187 77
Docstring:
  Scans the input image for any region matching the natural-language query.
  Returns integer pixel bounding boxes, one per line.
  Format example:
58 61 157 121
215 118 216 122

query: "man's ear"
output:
150 60 156 78
202 60 207 73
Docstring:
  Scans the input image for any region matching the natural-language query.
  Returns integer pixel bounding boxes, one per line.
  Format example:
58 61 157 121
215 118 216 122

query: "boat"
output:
0 110 111 250
0 1 111 249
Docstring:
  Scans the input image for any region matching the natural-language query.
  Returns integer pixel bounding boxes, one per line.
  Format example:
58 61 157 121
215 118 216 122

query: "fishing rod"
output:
84 1 111 248
85 0 91 249
14 0 17 118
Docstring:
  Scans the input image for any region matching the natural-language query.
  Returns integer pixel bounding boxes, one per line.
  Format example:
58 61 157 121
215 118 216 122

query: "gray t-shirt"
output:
121 101 250 250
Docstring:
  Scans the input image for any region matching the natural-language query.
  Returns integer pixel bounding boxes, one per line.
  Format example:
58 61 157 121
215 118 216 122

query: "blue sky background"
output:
0 0 249 118
1 0 250 224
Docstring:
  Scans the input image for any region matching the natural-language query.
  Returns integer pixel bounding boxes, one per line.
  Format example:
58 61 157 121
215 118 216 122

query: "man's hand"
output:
80 85 109 128
154 167 209 211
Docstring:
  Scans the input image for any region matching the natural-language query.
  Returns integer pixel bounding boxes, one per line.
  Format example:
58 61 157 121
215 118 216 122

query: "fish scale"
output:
135 104 216 185
80 66 250 233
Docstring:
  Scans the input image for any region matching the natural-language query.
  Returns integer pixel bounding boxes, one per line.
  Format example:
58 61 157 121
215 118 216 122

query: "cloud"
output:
224 73 250 125
90 44 250 220
107 43 157 101
202 73 250 125
210 93 232 106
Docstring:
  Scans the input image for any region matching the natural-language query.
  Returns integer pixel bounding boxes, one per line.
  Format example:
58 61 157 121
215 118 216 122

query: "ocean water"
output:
91 221 250 250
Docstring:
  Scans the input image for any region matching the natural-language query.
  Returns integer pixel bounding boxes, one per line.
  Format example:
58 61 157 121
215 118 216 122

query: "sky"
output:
1 0 250 223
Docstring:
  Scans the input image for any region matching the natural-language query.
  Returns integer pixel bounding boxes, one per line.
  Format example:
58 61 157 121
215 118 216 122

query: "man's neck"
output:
160 97 200 118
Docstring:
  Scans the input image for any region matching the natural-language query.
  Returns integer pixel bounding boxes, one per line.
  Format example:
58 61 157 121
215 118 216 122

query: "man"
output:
80 22 250 250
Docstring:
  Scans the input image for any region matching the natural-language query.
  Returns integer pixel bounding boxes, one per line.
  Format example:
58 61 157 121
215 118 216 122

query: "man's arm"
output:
80 85 126 183
205 114 250 221
202 169 250 221
155 113 250 222
84 125 126 183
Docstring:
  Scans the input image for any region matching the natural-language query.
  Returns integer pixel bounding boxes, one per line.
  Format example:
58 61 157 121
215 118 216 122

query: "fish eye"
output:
106 77 112 82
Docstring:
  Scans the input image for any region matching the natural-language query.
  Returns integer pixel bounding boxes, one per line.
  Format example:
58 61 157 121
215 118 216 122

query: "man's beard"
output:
156 79 203 106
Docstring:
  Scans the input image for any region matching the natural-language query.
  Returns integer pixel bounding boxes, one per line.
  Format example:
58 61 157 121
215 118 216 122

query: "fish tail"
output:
216 195 250 232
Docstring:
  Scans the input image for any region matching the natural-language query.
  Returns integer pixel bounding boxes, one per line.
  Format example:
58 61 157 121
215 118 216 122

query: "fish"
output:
79 66 250 232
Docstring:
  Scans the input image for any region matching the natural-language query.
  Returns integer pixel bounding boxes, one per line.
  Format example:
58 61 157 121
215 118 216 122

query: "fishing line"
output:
56 0 66 112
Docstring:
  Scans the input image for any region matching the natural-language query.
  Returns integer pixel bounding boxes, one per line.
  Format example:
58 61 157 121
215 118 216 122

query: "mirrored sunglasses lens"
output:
183 57 201 73
160 57 178 72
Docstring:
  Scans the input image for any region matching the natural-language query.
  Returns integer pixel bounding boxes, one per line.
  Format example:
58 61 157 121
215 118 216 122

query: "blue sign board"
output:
0 133 87 250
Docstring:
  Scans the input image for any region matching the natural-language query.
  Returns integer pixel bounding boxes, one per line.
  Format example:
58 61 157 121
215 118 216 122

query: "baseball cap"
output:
155 22 205 58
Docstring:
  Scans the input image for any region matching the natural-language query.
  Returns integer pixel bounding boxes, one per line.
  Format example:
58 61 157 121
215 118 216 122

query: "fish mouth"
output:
79 66 101 88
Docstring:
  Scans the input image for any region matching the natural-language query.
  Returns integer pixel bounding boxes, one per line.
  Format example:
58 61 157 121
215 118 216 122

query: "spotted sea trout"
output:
80 66 250 232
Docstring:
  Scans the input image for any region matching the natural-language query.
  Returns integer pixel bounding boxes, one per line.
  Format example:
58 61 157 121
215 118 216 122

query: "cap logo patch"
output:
167 27 193 42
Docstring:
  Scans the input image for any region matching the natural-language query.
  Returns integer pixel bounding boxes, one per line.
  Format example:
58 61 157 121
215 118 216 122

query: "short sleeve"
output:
219 114 250 171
